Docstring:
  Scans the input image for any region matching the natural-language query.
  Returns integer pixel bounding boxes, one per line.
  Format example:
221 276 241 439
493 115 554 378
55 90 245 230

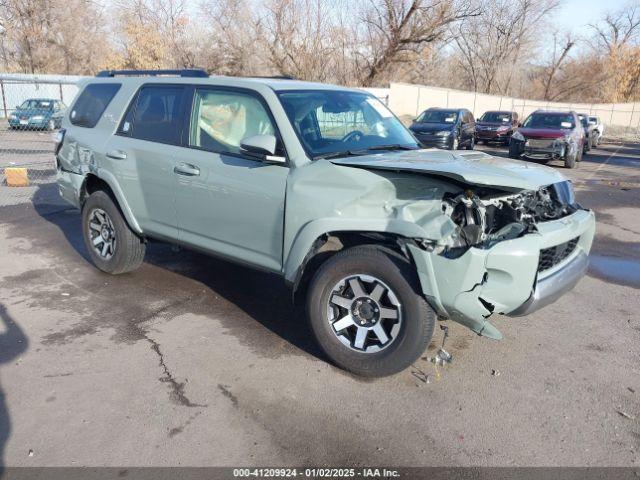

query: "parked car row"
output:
6 98 67 130
410 107 604 169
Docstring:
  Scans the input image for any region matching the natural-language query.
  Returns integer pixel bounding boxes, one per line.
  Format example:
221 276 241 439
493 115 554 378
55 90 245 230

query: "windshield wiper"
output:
313 144 418 160
364 144 419 152
313 150 366 160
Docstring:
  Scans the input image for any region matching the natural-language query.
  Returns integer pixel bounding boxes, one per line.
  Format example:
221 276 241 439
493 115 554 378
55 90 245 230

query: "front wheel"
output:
466 136 475 150
564 145 579 168
451 135 459 150
47 119 55 131
82 190 146 274
307 246 436 377
508 141 521 159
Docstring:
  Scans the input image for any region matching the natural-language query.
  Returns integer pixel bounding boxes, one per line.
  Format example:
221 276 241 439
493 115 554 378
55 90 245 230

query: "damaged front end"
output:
440 181 579 257
407 180 594 340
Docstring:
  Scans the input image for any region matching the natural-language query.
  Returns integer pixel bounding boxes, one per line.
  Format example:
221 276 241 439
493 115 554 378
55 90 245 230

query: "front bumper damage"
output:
407 208 596 339
511 138 570 160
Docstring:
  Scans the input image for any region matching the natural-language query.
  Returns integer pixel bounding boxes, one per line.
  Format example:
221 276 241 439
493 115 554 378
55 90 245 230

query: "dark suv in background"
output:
475 110 519 146
509 110 584 168
409 107 475 150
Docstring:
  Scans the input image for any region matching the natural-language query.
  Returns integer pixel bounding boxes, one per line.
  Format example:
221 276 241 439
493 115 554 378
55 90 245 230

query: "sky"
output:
555 0 627 31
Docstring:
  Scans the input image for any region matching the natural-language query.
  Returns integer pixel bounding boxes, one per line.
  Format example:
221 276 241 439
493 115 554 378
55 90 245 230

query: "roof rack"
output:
96 69 209 78
249 75 296 80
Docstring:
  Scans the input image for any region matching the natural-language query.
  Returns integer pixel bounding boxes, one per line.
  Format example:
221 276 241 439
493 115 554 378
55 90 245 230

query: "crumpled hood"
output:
330 149 566 191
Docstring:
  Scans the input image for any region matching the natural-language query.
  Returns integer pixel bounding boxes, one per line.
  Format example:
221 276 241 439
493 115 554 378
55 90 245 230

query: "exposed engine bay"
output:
441 180 579 257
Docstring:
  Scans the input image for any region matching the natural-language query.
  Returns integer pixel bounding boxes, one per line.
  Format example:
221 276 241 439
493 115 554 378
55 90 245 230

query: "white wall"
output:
389 82 640 130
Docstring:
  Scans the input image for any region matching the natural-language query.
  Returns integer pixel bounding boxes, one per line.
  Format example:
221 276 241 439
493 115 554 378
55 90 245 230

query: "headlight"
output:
512 131 525 141
436 130 452 137
31 115 44 121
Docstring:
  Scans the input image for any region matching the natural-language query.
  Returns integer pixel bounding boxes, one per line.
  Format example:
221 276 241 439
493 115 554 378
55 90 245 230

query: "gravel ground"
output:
0 137 638 469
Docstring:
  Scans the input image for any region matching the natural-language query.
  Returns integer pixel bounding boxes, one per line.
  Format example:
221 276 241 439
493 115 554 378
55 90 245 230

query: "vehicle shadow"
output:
31 185 325 361
0 304 28 475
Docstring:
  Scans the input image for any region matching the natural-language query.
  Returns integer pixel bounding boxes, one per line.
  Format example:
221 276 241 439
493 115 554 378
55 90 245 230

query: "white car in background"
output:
588 116 604 145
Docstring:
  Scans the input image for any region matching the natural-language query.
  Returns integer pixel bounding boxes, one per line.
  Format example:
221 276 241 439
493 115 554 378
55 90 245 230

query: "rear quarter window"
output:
70 83 121 128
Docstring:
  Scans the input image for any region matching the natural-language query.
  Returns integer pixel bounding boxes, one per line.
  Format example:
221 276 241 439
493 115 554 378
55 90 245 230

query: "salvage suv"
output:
56 70 596 377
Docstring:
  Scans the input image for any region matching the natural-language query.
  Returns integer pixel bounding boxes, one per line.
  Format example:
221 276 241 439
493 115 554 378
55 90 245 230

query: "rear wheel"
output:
307 245 435 377
82 190 146 274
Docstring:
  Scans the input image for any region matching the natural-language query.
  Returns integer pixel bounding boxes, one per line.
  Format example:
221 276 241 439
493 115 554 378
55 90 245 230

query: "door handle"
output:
106 150 127 160
174 163 200 176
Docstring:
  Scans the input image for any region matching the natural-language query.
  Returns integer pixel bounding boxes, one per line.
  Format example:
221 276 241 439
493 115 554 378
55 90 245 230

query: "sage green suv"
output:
56 69 595 377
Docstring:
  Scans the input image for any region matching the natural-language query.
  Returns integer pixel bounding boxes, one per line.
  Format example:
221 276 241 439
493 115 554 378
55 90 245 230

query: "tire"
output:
82 190 146 274
508 141 521 159
306 245 436 377
47 120 55 131
466 136 475 150
564 146 578 168
451 135 459 150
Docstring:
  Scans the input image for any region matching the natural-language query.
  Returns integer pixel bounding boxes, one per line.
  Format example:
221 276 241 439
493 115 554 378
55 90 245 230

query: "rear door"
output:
173 86 289 272
104 84 188 240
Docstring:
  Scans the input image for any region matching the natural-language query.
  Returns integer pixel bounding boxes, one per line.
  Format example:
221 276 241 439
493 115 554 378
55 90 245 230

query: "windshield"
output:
416 110 458 124
589 116 598 123
480 111 511 123
523 113 575 129
279 90 418 159
19 99 54 110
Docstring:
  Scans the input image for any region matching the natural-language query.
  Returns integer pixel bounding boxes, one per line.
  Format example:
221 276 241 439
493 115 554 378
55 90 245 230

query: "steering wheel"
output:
341 130 365 143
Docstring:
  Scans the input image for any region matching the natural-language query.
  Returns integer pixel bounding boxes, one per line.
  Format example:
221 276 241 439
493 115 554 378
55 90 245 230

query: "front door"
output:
174 87 289 272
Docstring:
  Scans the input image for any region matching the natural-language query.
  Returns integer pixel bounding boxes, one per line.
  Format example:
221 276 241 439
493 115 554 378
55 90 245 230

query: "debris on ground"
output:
28 449 34 457
616 410 635 420
429 348 453 366
628 387 636 394
491 369 501 377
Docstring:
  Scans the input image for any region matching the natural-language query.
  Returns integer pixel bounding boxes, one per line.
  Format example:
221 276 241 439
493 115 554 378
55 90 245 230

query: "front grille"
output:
538 237 579 272
527 139 554 148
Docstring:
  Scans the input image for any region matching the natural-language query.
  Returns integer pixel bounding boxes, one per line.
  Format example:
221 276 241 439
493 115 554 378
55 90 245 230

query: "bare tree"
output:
261 0 348 81
453 0 560 95
540 32 575 100
590 2 640 54
357 0 478 87
0 0 110 74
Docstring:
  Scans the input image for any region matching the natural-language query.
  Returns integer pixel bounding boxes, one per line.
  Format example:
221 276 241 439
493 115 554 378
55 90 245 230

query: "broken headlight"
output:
442 181 578 256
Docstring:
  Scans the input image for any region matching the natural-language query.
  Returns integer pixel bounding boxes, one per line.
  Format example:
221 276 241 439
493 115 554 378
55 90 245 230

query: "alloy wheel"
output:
326 274 402 353
87 208 117 259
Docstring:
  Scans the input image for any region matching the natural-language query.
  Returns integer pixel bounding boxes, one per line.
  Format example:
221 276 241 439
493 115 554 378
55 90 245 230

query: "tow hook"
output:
430 324 453 365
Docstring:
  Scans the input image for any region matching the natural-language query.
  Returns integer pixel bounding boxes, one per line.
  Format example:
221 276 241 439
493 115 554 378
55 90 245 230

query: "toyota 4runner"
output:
56 69 596 377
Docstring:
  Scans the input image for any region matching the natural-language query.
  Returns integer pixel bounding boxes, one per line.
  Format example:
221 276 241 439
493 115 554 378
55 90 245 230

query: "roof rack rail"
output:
249 75 296 80
96 69 209 78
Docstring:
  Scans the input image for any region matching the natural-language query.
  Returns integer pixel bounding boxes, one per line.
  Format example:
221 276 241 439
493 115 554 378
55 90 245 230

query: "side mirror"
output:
240 134 285 163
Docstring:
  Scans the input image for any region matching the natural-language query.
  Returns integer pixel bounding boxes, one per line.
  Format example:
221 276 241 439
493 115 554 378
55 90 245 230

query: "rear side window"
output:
70 83 121 128
119 85 186 145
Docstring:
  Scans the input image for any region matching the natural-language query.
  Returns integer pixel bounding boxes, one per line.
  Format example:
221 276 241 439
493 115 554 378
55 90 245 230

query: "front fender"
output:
283 217 426 284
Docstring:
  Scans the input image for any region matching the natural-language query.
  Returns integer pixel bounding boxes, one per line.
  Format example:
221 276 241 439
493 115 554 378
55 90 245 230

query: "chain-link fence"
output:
0 75 79 209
